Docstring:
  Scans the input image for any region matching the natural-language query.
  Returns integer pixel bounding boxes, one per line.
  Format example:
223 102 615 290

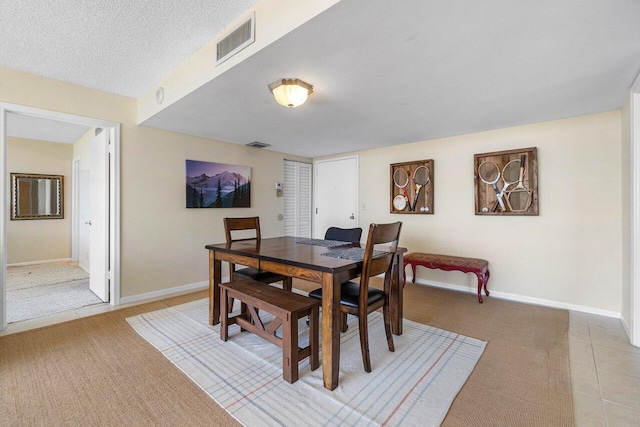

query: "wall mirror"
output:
11 173 64 220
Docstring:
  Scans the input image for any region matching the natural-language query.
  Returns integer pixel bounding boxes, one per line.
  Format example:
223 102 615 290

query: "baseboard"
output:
118 277 229 305
7 258 72 267
621 314 632 339
408 276 622 319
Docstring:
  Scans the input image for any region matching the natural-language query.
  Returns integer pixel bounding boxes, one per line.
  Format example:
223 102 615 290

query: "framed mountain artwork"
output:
185 160 251 208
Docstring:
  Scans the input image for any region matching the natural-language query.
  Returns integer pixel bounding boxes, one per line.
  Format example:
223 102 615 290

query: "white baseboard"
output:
408 276 622 319
7 258 72 267
118 277 229 305
621 314 632 338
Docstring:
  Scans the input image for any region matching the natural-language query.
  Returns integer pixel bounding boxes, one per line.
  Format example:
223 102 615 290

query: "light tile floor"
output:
2 298 640 426
569 311 640 426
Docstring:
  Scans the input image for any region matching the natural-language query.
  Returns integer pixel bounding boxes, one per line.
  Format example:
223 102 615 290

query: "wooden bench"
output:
404 253 490 303
219 278 320 383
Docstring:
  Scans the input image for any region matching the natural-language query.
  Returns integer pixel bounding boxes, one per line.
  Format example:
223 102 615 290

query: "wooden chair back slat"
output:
224 217 262 244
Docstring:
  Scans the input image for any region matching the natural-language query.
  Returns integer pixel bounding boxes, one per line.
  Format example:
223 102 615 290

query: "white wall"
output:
6 137 72 264
330 111 622 313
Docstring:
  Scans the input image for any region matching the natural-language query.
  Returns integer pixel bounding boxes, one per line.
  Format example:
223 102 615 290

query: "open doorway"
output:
0 103 121 331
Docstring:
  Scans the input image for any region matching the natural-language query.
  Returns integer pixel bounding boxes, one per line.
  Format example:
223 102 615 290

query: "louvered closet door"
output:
283 160 312 237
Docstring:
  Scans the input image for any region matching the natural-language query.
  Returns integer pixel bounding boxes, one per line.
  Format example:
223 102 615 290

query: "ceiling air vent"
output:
216 12 255 66
246 141 270 148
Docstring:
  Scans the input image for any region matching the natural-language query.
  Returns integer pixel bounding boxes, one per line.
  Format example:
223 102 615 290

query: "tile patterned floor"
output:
3 297 640 426
569 311 640 426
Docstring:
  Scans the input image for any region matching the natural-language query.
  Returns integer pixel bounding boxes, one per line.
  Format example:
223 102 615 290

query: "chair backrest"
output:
359 222 402 303
324 227 363 243
223 217 261 244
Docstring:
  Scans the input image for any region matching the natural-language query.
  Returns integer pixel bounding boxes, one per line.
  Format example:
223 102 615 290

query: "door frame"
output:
0 102 121 331
313 155 359 238
72 156 80 263
631 73 640 347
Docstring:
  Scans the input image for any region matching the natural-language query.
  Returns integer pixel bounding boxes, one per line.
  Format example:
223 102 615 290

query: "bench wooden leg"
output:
282 313 299 383
220 288 229 341
484 270 490 297
410 263 417 284
475 273 484 303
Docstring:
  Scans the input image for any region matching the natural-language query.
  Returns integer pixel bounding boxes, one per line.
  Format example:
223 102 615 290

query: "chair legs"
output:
340 312 348 332
283 277 293 292
358 312 372 373
383 303 395 353
355 304 395 373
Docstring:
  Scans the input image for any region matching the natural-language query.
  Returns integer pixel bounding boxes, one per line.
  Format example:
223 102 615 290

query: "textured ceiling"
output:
0 0 257 98
142 0 640 157
3 0 640 157
7 114 91 144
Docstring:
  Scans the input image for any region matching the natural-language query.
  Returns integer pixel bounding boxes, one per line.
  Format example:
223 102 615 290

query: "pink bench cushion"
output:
405 253 488 271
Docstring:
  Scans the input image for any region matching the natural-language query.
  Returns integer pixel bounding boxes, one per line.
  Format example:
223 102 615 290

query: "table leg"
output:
209 250 221 325
321 272 340 390
389 253 404 335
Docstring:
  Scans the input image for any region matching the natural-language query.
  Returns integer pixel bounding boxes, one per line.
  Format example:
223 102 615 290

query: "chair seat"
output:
233 267 287 284
309 281 385 308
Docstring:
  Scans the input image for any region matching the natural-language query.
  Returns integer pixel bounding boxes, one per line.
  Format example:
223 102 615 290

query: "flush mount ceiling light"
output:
268 78 313 108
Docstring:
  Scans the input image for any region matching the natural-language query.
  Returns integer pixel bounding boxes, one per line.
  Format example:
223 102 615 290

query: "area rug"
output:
7 262 102 323
127 298 486 426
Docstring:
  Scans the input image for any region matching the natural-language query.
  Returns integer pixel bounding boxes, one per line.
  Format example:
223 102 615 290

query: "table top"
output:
206 236 369 274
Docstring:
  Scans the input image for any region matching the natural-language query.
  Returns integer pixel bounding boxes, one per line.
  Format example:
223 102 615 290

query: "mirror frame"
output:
10 173 64 220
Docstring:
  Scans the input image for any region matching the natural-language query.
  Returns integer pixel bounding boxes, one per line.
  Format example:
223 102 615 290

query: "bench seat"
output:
404 253 490 303
219 278 320 383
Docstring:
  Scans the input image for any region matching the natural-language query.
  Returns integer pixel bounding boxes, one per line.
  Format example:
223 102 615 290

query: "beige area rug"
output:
7 262 102 323
0 283 573 426
127 298 486 426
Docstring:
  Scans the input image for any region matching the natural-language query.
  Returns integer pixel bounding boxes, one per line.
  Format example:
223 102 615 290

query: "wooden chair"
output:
324 227 362 243
309 221 402 372
223 217 292 291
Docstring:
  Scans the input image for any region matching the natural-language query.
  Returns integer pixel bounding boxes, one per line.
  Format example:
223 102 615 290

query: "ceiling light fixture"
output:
268 78 313 108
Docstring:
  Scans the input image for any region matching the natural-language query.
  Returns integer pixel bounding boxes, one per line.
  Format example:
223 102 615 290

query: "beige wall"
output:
336 111 622 312
7 137 73 264
0 66 624 312
1 67 310 298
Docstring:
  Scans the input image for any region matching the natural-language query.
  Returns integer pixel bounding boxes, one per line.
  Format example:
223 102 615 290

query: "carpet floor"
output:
7 262 102 323
0 280 573 426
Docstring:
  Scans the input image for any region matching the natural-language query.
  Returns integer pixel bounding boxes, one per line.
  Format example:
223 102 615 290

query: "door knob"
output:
349 213 355 219
85 220 92 225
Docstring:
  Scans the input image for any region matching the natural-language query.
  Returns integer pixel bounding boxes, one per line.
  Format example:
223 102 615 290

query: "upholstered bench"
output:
219 278 320 383
404 253 490 303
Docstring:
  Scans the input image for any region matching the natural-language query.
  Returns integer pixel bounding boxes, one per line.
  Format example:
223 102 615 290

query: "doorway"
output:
313 156 359 239
0 103 121 331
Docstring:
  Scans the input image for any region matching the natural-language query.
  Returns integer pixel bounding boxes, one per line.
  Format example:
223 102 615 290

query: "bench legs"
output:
283 307 320 383
220 287 319 384
404 261 491 304
475 269 490 303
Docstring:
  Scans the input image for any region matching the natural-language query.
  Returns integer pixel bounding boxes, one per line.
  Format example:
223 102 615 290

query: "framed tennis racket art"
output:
474 147 538 216
390 159 434 214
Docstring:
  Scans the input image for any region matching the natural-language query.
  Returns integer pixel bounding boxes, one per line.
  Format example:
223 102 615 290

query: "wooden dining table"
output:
205 236 405 390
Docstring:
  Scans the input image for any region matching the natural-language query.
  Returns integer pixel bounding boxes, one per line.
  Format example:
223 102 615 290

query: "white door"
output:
87 130 109 302
314 156 358 239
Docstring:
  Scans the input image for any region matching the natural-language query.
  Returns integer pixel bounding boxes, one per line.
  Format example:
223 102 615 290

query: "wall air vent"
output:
216 12 255 66
246 141 271 148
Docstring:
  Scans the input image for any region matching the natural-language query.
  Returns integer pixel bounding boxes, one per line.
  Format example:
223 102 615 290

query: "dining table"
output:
205 236 406 390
